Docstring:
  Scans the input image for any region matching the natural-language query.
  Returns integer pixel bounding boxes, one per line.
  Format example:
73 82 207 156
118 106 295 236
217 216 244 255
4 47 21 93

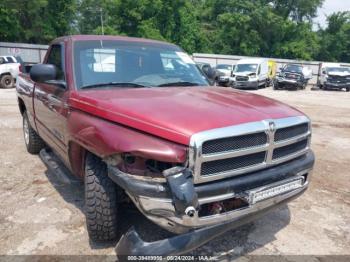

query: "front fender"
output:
67 110 187 163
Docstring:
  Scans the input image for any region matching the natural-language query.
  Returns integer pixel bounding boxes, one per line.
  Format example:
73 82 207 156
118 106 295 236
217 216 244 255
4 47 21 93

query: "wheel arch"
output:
18 97 26 115
68 140 87 178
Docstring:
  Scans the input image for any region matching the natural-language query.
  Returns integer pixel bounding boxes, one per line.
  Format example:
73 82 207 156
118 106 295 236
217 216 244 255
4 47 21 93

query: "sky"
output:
313 0 350 28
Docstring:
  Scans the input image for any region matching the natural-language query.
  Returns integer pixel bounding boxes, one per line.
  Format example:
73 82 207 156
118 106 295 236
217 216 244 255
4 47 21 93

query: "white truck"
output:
318 63 350 92
231 58 268 89
0 56 21 88
216 64 236 86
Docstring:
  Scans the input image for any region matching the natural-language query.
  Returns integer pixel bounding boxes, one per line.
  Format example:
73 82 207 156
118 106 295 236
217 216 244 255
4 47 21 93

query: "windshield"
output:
216 64 231 70
326 67 350 73
234 64 257 73
284 64 303 73
73 40 209 89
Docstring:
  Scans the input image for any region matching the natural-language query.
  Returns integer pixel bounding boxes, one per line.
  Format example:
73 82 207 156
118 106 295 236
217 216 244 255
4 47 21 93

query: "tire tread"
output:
85 153 118 242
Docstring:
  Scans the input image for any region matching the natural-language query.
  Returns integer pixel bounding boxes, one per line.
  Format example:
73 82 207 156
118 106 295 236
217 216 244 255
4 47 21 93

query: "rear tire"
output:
23 112 45 154
85 153 118 242
0 75 14 89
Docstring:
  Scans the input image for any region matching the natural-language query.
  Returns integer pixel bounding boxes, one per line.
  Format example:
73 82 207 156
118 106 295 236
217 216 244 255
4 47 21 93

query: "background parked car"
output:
0 55 21 88
274 64 312 90
216 64 235 86
231 58 268 89
317 63 350 92
196 62 217 85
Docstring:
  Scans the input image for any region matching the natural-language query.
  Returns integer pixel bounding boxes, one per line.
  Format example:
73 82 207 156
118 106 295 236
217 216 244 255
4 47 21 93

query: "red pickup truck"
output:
16 35 314 256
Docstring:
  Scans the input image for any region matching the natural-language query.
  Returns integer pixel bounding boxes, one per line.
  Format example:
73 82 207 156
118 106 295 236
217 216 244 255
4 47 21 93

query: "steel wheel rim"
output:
23 117 29 146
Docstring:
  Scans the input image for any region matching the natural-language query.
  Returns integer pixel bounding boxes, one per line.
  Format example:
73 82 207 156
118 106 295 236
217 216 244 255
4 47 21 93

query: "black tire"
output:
0 74 14 89
23 111 45 154
346 88 350 92
85 153 118 242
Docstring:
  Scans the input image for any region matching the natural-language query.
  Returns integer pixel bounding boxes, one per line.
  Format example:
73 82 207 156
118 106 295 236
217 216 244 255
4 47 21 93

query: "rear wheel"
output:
0 75 14 89
346 87 350 92
23 112 45 154
85 153 119 242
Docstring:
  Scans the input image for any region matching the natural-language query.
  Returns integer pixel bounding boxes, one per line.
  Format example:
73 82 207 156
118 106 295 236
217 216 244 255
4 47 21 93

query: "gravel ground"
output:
0 86 349 259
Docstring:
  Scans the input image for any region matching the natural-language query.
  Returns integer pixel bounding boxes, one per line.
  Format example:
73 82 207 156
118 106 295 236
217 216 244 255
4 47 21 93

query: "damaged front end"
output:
107 152 314 258
104 116 315 257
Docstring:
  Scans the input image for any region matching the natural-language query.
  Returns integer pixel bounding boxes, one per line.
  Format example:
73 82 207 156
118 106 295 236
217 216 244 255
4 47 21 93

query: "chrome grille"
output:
274 123 309 142
328 76 348 83
236 76 249 81
202 132 267 155
285 73 301 80
201 152 266 176
273 139 308 160
189 116 311 184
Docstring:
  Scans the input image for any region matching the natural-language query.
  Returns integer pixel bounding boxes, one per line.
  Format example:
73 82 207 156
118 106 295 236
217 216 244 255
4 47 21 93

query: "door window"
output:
6 57 14 63
46 45 64 80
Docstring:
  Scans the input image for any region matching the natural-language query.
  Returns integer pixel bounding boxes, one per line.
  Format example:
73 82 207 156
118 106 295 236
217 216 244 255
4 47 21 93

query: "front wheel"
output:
23 112 45 154
85 153 119 242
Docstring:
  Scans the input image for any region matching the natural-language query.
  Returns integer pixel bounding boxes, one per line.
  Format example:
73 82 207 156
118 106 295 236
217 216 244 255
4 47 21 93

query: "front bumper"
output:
233 80 259 89
275 78 303 88
109 151 314 256
217 76 233 86
325 82 350 89
116 187 306 258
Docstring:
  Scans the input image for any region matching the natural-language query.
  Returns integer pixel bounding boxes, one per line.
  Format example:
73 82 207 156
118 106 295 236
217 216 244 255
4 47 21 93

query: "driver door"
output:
33 43 69 160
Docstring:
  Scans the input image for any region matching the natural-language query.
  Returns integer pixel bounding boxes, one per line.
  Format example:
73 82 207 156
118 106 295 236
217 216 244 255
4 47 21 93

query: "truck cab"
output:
231 58 268 89
318 63 350 92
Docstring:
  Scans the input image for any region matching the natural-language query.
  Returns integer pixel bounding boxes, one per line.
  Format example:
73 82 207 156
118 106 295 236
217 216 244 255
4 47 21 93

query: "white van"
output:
318 63 350 91
231 58 268 89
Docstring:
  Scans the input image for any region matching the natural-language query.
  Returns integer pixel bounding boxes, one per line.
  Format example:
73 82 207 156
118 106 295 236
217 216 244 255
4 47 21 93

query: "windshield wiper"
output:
157 81 200 87
80 82 149 89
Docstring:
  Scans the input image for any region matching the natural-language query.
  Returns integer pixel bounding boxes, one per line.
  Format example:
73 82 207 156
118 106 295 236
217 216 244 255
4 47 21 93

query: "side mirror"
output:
30 64 57 83
322 70 326 75
30 64 66 88
202 66 216 80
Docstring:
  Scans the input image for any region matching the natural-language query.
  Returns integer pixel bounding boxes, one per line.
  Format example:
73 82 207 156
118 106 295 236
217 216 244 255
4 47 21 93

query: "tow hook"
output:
185 206 196 217
163 167 199 216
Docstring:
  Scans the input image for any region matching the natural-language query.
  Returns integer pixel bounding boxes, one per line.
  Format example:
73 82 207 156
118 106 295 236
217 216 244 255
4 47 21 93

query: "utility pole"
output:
100 8 104 35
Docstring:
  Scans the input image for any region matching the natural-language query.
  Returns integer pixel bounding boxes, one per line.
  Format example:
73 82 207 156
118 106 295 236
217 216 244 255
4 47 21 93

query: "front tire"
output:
0 75 14 88
23 112 45 154
85 153 118 242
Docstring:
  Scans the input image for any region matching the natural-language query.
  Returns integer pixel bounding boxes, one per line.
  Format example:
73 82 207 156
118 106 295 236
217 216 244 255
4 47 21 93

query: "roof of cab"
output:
50 35 177 47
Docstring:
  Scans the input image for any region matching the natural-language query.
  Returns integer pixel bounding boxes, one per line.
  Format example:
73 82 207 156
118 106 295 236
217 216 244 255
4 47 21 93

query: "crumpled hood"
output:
217 69 231 76
70 87 304 145
234 71 256 76
328 71 350 77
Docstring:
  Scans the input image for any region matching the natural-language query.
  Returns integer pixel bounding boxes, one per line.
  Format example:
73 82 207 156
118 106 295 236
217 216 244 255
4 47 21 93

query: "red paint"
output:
16 35 305 176
69 87 303 145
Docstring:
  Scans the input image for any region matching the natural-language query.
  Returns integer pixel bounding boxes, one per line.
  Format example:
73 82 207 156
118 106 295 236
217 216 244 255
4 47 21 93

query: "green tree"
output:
317 12 350 62
0 0 76 43
0 1 21 42
267 0 324 22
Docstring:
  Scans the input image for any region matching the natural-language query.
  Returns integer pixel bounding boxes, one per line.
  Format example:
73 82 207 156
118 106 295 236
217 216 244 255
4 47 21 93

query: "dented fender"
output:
67 110 187 163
